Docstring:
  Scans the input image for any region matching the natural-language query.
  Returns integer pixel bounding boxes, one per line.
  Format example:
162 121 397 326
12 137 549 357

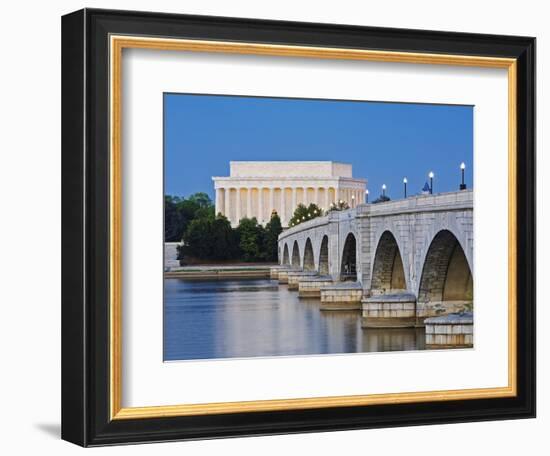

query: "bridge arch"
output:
303 238 315 271
282 243 290 265
318 235 329 275
417 229 473 306
371 231 407 294
416 215 473 281
340 232 357 281
291 241 300 267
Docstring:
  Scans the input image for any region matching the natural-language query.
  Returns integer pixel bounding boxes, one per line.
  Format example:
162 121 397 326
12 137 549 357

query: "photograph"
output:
163 93 474 361
56 6 536 447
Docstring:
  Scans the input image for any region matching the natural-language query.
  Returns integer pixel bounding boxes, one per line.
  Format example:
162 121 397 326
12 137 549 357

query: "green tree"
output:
169 192 285 263
180 213 242 262
237 217 265 262
164 193 215 242
188 192 212 208
211 214 240 260
263 211 283 261
289 203 324 227
327 200 350 212
372 195 391 204
182 216 214 259
164 196 183 241
194 205 215 221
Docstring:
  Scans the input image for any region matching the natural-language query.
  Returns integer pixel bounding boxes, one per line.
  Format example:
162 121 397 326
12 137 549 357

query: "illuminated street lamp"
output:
460 162 467 190
382 184 387 197
428 171 434 194
365 189 369 203
351 194 355 208
403 177 408 198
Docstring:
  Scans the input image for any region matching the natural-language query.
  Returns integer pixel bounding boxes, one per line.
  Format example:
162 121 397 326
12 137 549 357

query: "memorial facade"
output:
212 161 367 227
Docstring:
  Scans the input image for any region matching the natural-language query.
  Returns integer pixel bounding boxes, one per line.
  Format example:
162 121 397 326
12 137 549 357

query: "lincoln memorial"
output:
212 161 367 227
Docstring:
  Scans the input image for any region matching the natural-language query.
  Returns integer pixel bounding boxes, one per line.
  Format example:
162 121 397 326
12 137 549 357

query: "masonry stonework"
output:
212 161 367 227
278 190 473 325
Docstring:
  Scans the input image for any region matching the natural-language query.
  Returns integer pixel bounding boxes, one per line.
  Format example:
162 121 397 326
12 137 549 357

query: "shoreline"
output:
165 264 275 280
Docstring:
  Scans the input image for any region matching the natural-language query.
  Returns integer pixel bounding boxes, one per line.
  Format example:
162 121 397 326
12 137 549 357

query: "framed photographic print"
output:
61 8 536 447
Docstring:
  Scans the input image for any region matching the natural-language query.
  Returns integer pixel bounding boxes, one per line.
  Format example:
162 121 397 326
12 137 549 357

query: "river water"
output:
164 278 425 361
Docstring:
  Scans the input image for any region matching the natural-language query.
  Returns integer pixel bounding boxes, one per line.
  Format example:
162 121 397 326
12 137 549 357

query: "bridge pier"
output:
287 271 318 290
361 293 416 328
269 265 287 280
319 282 362 310
416 300 473 323
298 276 333 298
277 267 299 284
425 312 473 348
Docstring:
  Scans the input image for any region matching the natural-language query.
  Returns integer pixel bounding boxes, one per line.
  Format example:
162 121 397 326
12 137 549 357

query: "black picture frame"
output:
62 8 536 447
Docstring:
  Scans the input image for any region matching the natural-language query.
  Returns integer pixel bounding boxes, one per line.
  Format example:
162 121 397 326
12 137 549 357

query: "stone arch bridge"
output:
277 190 473 327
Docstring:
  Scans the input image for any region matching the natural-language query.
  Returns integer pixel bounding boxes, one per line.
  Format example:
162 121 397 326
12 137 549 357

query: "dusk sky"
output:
164 93 473 201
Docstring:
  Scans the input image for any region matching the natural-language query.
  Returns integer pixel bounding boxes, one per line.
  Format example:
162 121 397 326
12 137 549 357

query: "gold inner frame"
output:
109 35 517 420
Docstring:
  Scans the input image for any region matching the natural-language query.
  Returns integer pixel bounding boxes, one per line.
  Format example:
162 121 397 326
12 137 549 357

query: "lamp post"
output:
460 162 466 190
428 171 434 194
365 189 369 203
382 184 387 198
403 177 408 198
351 194 355 208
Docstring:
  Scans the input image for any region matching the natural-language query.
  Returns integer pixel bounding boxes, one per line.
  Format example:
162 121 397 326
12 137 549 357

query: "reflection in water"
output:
164 278 425 361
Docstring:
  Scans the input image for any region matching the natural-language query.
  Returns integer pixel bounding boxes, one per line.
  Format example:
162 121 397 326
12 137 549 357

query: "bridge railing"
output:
279 213 330 240
279 206 360 241
278 190 472 242
357 189 473 217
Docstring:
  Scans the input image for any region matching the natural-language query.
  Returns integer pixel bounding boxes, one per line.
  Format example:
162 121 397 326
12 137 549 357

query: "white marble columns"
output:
215 184 367 227
212 161 367 227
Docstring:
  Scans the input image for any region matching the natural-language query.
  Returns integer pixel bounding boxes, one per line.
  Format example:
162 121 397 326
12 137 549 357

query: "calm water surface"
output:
164 278 425 361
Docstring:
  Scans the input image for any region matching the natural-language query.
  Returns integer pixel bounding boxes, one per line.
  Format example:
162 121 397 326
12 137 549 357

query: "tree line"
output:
165 193 380 264
165 193 282 263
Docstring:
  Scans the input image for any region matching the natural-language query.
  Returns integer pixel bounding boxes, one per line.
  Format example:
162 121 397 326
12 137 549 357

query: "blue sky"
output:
164 94 473 201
